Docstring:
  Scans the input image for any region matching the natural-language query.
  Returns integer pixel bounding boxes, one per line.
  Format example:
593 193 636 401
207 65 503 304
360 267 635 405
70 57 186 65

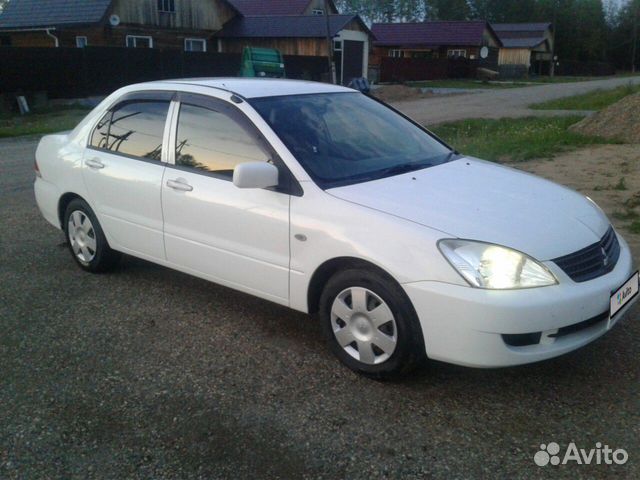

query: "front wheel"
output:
319 268 426 379
63 198 121 273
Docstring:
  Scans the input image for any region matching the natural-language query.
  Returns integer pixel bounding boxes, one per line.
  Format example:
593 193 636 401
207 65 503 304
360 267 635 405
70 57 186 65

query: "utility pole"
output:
324 0 336 84
633 1 639 73
549 0 558 77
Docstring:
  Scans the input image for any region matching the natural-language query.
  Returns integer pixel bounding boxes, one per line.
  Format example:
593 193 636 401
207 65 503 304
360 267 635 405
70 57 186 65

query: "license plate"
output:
610 271 639 319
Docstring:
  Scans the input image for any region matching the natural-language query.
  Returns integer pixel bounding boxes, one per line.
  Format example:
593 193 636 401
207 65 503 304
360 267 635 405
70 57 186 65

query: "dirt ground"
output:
2 137 639 479
372 84 437 102
570 92 640 143
391 75 640 124
510 144 640 255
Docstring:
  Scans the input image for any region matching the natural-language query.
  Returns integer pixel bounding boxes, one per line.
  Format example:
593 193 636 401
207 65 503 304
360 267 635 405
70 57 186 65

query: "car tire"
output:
63 198 121 273
319 268 426 379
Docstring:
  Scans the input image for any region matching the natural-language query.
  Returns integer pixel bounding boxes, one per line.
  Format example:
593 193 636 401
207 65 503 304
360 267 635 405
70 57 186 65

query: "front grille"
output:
549 311 609 338
502 332 542 347
502 310 609 347
552 226 620 282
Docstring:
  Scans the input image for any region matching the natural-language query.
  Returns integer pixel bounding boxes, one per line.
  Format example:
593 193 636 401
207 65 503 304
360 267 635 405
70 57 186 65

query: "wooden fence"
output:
380 57 477 83
555 60 616 77
0 47 329 98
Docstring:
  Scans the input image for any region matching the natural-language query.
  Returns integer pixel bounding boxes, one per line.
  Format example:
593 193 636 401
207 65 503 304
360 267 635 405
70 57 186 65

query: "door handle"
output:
166 178 193 192
85 158 105 170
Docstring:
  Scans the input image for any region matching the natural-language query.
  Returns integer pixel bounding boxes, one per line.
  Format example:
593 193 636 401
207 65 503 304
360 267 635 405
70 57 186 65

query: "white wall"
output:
334 29 370 82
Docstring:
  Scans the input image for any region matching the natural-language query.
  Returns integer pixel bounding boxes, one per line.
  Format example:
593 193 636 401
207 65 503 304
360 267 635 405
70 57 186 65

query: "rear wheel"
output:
63 198 120 272
319 268 425 379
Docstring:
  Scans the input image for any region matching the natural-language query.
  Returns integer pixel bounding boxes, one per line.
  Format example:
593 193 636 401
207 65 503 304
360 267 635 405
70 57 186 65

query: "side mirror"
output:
233 161 279 189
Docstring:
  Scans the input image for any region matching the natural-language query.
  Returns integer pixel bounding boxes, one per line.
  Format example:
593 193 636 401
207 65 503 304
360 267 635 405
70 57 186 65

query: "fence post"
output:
81 47 89 97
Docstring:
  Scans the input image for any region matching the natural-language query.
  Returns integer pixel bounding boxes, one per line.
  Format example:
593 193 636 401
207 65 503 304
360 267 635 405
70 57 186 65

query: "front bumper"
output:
403 233 637 368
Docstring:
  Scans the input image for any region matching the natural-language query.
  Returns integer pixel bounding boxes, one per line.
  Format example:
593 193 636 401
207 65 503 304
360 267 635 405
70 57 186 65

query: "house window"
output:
447 49 467 58
76 36 88 48
157 0 175 13
409 50 435 59
388 49 404 58
185 38 207 52
333 40 342 52
126 35 153 48
312 9 324 15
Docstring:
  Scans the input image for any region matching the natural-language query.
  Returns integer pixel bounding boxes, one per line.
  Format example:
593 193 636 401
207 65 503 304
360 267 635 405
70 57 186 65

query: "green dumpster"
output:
240 47 286 78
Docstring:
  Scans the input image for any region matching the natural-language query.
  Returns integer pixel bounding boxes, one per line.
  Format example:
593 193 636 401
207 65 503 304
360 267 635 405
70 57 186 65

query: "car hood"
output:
327 158 609 260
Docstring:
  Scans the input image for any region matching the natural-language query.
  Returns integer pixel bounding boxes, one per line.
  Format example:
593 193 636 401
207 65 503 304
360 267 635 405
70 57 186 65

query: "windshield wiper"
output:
376 161 434 178
443 150 460 162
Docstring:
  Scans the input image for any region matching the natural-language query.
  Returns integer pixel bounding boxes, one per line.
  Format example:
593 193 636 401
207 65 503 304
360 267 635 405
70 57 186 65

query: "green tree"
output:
428 0 472 20
609 0 640 70
335 0 426 22
537 0 608 62
469 0 540 22
468 0 610 62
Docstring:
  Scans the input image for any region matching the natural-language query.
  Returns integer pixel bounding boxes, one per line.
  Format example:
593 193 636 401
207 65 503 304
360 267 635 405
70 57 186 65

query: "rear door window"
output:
90 111 112 149
107 101 169 161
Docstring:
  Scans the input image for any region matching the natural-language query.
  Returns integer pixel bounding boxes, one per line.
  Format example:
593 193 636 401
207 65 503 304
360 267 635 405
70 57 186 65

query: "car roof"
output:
151 78 354 99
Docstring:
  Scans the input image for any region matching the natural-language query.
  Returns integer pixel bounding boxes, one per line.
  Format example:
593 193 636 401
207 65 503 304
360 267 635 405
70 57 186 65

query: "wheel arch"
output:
58 192 85 228
307 256 405 315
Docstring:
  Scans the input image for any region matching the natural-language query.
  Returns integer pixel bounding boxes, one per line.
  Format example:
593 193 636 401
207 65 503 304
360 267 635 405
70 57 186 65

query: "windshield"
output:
250 92 454 189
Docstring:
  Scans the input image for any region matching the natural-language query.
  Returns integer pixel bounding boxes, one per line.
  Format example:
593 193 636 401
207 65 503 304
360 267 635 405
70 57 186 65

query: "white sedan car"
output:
34 79 638 378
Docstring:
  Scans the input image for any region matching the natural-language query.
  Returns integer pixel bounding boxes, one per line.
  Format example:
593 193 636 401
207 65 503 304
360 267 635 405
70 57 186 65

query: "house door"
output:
342 40 364 85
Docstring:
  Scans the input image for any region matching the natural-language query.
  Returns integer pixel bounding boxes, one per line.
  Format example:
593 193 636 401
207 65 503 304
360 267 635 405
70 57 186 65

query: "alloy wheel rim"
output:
330 287 397 365
68 210 97 264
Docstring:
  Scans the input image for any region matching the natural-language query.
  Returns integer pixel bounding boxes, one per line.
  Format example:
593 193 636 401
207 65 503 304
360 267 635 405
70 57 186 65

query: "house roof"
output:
497 29 548 48
225 0 337 16
500 38 547 48
216 14 369 38
492 23 551 33
492 23 551 49
0 0 112 29
371 21 499 48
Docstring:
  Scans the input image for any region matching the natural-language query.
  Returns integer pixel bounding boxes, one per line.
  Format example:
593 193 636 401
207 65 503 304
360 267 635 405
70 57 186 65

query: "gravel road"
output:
391 75 640 125
1 136 638 479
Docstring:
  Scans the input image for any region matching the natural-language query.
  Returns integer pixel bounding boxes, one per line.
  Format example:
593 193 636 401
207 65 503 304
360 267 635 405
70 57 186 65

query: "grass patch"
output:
530 83 640 111
613 209 639 221
430 116 618 162
0 106 91 138
629 221 640 234
406 80 528 89
408 75 640 89
594 178 629 191
526 74 640 84
527 76 609 84
614 178 627 191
